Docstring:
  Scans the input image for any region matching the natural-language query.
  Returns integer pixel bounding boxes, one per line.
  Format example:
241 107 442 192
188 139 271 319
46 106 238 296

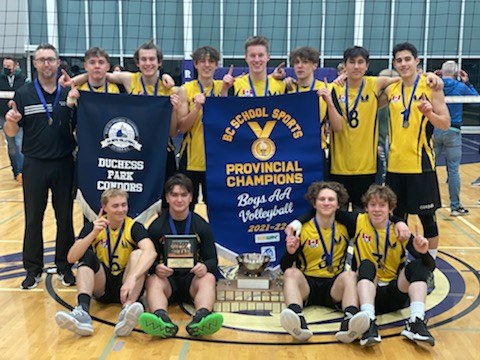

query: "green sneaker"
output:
138 313 178 338
186 312 223 337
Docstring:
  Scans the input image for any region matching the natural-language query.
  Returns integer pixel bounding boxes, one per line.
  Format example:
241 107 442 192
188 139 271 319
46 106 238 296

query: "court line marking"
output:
98 334 118 360
179 341 190 360
0 210 23 226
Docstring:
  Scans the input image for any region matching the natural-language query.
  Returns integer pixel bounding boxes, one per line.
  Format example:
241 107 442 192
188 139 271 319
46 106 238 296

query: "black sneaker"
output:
401 317 435 346
359 319 381 347
21 272 42 289
58 269 76 286
427 272 435 295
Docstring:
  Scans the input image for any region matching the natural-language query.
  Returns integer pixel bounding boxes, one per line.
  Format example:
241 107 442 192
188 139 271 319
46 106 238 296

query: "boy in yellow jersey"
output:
384 43 450 292
280 181 369 343
65 47 120 107
177 46 231 207
223 35 286 97
329 46 402 208
354 185 436 347
55 189 157 337
286 46 343 179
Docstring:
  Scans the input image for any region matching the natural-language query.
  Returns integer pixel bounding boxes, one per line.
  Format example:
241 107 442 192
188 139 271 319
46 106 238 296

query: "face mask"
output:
3 67 11 76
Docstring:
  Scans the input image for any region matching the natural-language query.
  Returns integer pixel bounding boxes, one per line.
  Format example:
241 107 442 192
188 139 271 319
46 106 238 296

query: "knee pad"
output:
404 259 431 283
358 260 376 282
78 249 101 273
418 214 438 238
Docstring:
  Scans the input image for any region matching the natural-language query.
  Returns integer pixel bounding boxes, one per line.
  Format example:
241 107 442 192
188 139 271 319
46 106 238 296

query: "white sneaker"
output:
55 306 94 336
280 308 312 341
114 302 144 336
335 311 370 343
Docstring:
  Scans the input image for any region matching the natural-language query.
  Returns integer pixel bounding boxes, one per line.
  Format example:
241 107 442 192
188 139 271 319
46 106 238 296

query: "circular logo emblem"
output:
251 138 276 161
100 117 142 153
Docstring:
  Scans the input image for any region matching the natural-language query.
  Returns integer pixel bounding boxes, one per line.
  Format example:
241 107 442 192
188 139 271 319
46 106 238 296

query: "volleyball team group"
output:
3 34 453 347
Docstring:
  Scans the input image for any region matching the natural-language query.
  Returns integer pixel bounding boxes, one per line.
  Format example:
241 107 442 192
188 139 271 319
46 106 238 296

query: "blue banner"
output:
76 92 172 221
203 92 323 267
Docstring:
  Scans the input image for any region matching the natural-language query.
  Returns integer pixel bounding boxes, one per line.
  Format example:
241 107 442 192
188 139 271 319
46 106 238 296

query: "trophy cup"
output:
235 253 271 289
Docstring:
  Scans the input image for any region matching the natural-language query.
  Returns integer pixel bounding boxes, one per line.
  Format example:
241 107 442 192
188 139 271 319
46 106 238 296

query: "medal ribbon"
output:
106 221 125 269
198 80 214 97
87 80 109 93
248 74 269 97
344 79 364 124
401 74 420 127
371 219 391 268
168 211 192 235
296 79 316 93
140 76 159 96
34 79 61 125
313 217 336 268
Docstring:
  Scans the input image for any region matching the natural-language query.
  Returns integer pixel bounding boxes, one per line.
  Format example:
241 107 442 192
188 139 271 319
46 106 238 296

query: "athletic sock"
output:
428 249 438 259
344 306 359 318
409 301 425 322
77 293 91 313
287 303 307 329
287 303 303 314
360 304 376 321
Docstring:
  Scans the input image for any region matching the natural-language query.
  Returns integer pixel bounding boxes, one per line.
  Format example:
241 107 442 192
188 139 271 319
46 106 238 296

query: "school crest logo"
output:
100 117 142 153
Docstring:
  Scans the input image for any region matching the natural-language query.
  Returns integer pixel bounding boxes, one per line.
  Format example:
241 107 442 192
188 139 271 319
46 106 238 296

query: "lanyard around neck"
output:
296 79 316 93
344 79 364 126
168 211 192 235
248 74 269 97
198 80 214 97
34 79 61 126
87 80 109 93
106 221 125 269
141 76 159 96
401 74 420 128
370 219 391 269
313 216 336 267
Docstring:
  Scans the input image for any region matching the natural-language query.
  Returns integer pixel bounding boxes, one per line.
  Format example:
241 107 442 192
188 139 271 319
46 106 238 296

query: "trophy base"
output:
215 279 285 313
236 273 270 289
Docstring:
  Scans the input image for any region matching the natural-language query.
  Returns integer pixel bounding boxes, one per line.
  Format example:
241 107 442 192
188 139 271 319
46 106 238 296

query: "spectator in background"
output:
433 60 479 216
0 57 29 184
337 62 346 76
111 64 123 73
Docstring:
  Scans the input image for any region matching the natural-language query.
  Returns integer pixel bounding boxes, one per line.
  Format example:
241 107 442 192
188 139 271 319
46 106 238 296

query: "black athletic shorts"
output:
375 280 409 315
305 276 341 309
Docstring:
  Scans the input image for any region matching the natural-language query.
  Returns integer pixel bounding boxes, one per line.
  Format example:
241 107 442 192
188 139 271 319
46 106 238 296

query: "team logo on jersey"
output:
339 95 346 103
362 233 371 243
361 94 369 102
391 95 400 103
100 117 142 153
308 239 319 248
241 89 254 97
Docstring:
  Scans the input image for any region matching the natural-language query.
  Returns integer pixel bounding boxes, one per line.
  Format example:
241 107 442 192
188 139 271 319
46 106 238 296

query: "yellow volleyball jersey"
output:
178 80 223 172
386 75 435 174
91 217 138 276
234 74 286 97
130 72 176 152
130 72 174 96
353 213 406 283
287 79 328 122
77 82 120 94
330 76 379 175
297 219 350 278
